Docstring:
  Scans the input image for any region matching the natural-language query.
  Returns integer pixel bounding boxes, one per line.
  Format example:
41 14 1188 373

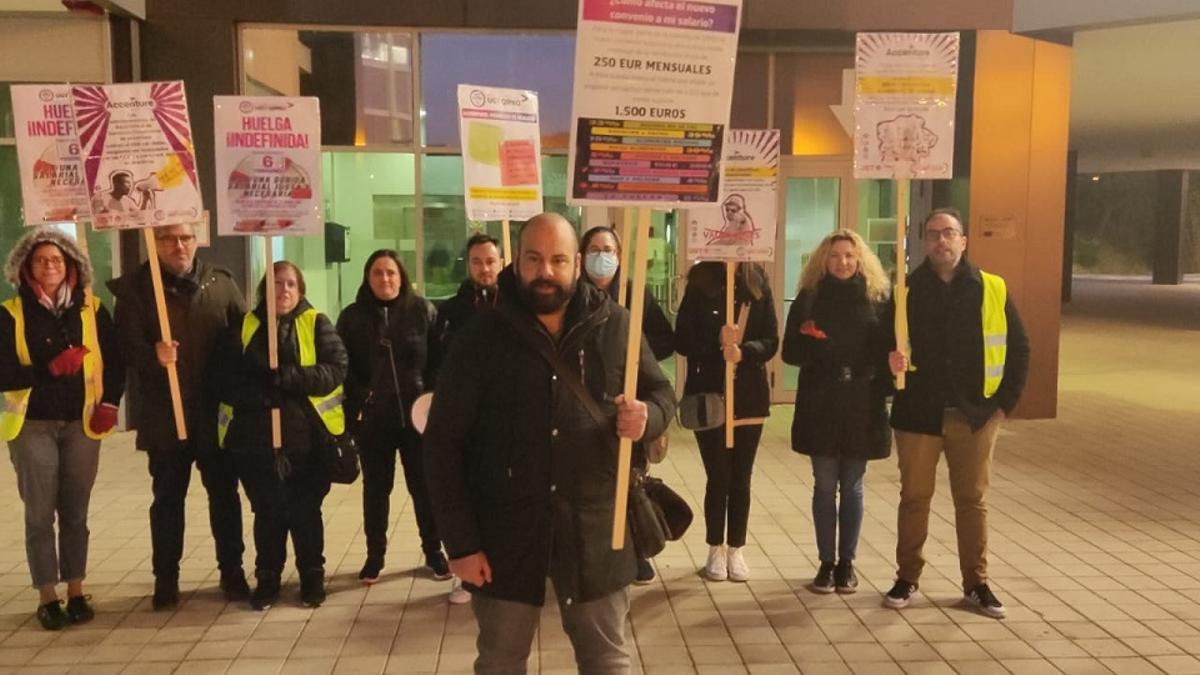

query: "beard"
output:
518 276 575 315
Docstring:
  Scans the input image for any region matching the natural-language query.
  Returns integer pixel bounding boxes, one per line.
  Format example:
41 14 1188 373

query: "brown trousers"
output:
895 409 1002 590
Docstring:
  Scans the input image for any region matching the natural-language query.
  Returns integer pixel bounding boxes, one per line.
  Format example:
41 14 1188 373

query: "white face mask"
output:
585 251 619 279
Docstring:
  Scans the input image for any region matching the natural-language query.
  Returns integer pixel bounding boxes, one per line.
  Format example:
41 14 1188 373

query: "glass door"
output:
771 157 855 403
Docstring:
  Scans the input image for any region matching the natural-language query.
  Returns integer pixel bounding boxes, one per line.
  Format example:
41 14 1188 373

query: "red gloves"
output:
89 403 119 435
799 320 828 340
47 346 89 377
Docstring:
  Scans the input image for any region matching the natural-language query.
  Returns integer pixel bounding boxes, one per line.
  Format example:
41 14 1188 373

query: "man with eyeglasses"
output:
882 207 1030 619
107 223 250 609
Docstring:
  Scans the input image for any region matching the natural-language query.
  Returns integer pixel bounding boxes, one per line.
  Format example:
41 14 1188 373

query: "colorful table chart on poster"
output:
214 96 323 236
457 84 543 222
685 129 779 261
10 84 90 225
71 81 204 230
853 32 959 180
568 0 743 207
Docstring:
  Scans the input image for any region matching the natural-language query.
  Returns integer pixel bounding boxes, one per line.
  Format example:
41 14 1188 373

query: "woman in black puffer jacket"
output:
217 261 347 610
782 229 892 595
336 250 449 585
675 261 778 584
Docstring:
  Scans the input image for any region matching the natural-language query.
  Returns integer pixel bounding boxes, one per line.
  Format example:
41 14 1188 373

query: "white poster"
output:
10 85 90 225
567 0 743 207
685 129 779 261
72 81 204 230
457 84 543 222
853 32 959 180
214 96 323 236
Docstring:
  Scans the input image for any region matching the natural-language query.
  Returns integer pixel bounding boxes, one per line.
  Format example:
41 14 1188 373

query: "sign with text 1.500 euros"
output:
214 96 323 236
10 84 91 225
457 84 543 222
853 32 959 180
568 0 743 207
72 81 204 230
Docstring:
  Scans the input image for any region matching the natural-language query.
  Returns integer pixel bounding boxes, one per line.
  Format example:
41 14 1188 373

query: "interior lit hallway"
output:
0 277 1197 674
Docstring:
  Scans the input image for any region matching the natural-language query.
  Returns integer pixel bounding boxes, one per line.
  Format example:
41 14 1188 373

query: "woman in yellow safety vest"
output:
0 227 124 630
215 261 347 610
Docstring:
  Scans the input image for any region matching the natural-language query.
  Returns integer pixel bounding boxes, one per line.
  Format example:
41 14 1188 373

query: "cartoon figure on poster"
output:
877 114 939 165
706 194 761 247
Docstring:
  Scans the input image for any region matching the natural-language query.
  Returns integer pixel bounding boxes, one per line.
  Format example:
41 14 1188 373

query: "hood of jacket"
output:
5 226 94 291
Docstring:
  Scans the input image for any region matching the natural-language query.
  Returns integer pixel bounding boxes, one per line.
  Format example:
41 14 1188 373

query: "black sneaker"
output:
220 570 251 602
152 577 179 611
250 572 281 611
884 579 918 608
634 558 656 585
65 595 95 624
425 552 452 581
834 561 858 594
36 600 69 631
965 583 1006 619
359 556 383 585
300 569 326 608
812 562 836 594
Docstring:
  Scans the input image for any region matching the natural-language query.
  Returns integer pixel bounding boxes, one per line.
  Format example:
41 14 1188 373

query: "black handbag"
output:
677 392 724 430
324 431 360 484
628 468 668 559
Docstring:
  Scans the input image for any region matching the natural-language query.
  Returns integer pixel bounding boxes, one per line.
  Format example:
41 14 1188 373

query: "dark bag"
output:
642 472 693 540
677 392 724 430
498 311 691 552
324 431 361 484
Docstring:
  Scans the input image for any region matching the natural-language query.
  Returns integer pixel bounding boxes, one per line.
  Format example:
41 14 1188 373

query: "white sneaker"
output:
448 577 471 605
704 545 728 581
727 546 750 582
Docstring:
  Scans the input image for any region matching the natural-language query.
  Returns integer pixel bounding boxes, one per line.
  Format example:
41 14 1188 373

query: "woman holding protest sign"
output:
783 230 892 594
216 261 347 609
675 261 778 583
0 227 125 630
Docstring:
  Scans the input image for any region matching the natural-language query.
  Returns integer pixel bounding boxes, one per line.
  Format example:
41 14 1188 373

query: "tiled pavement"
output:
0 276 1198 674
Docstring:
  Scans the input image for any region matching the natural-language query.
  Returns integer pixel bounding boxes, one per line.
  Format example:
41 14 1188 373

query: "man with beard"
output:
427 232 502 383
425 213 676 673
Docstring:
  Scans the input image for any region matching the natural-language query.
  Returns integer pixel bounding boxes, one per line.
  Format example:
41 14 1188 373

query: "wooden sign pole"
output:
618 208 633 307
611 208 651 551
264 238 282 449
894 178 910 390
724 262 736 448
501 219 512 269
142 228 188 440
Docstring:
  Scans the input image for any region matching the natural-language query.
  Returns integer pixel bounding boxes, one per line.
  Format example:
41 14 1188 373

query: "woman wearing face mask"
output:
216 261 347 609
0 227 125 630
781 230 892 594
336 251 451 587
579 226 675 585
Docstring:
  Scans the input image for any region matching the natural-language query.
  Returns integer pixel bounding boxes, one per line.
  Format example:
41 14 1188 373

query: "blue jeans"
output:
811 455 868 563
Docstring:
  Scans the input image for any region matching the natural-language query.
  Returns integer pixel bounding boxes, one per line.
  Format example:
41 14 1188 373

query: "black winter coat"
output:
107 260 245 452
781 275 891 460
427 277 499 385
0 285 125 420
336 283 435 429
216 299 348 459
585 272 675 362
883 260 1031 434
424 267 676 607
675 274 779 418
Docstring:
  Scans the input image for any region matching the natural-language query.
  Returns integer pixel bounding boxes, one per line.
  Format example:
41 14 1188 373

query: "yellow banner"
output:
592 127 686 139
619 121 715 132
857 76 956 96
726 167 778 179
590 143 685 154
468 187 540 201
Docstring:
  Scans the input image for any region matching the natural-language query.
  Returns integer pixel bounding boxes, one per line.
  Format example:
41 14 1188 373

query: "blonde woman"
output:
781 229 892 594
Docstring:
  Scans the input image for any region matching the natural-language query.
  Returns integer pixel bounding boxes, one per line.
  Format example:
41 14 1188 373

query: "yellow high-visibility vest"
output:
1 295 112 441
217 308 345 448
980 271 1008 398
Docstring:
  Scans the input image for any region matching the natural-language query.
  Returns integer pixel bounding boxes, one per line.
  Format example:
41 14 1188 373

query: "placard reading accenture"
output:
214 96 323 236
72 81 204 230
568 0 743 207
10 84 91 225
854 32 959 180
457 84 543 222
684 129 779 261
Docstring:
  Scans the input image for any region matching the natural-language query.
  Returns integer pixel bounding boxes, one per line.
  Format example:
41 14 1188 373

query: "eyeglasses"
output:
32 255 65 267
924 228 963 242
155 234 196 246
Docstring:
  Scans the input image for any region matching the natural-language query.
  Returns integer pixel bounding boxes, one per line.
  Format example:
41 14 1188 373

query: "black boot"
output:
220 569 251 602
250 571 281 611
300 569 326 608
152 576 179 610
